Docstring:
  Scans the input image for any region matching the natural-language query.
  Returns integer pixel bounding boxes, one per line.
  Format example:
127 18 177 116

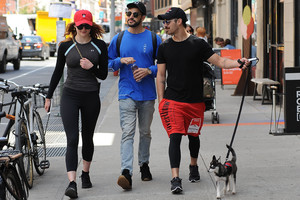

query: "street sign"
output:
99 11 104 19
284 67 300 134
49 2 72 19
220 49 242 85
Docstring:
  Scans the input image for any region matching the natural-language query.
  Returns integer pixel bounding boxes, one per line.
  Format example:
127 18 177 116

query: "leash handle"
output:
238 57 259 68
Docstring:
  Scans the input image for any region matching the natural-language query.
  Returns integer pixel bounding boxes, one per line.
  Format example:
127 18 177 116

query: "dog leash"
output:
225 58 259 160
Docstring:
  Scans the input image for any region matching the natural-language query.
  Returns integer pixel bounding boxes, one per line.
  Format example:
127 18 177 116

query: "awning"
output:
181 0 192 11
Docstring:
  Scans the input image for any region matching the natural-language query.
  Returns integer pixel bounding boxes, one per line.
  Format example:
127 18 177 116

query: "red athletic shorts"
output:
158 98 205 137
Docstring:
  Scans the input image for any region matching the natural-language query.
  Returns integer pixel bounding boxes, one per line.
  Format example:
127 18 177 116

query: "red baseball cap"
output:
74 10 93 26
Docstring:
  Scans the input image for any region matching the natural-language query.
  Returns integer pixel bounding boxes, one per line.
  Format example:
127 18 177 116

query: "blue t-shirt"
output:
224 44 235 49
108 30 162 101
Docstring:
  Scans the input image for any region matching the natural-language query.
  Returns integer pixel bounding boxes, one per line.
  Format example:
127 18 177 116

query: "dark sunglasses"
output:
76 24 92 30
126 11 141 18
162 19 177 25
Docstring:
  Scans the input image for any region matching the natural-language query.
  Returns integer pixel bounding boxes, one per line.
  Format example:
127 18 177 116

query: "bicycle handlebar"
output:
0 78 49 98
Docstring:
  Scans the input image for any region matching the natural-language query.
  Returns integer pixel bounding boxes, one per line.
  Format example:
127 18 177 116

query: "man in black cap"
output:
108 1 162 190
156 7 251 194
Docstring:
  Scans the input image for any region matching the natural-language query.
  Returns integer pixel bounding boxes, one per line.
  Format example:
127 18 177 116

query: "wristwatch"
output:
147 68 152 75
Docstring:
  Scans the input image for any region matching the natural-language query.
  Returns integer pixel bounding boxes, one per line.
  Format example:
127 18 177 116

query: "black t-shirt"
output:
157 35 215 103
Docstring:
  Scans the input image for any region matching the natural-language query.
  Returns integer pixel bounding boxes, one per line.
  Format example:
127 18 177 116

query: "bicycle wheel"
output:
15 119 33 189
4 119 16 150
32 111 46 175
2 165 25 200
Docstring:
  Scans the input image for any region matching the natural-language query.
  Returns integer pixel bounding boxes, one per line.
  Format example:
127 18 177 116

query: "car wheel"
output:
13 52 21 70
0 53 7 73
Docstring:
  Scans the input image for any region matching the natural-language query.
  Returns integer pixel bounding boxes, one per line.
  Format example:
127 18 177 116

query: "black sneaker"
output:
140 163 152 181
80 170 92 188
65 181 78 199
189 165 200 182
170 177 183 194
117 169 132 190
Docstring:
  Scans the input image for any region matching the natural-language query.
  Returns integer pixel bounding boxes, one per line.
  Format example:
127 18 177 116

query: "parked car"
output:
0 16 22 73
101 22 111 46
21 35 50 60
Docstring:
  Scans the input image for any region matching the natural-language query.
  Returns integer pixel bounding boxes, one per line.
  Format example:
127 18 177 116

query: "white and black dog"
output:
208 144 237 199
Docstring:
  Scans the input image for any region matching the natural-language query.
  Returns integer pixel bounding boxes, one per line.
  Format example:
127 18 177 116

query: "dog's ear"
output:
212 155 216 160
218 156 221 161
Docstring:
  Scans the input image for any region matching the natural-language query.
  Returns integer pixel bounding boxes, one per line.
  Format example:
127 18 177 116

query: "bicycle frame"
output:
0 79 50 188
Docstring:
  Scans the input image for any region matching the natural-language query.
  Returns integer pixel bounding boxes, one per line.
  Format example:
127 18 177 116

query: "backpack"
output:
116 30 157 64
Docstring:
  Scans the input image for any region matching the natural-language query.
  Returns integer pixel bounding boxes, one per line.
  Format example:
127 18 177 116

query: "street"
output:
1 58 55 86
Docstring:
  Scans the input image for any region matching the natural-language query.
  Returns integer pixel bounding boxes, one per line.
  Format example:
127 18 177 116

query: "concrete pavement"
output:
29 76 300 200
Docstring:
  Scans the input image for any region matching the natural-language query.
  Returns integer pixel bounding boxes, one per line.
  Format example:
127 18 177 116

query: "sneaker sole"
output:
189 179 200 183
141 177 152 181
82 183 92 189
65 188 78 199
171 186 183 194
117 175 132 190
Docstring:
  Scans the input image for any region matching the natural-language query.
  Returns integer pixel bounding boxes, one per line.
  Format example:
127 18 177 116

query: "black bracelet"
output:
237 59 244 68
237 59 244 65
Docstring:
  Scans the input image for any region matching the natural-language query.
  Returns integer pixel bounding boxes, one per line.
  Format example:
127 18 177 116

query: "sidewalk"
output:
29 79 300 200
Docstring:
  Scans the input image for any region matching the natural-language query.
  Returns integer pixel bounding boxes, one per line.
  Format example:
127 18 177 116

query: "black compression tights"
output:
169 133 200 168
60 87 100 172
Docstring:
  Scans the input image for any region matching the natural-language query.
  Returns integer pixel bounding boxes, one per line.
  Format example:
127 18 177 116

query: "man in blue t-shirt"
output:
108 1 162 190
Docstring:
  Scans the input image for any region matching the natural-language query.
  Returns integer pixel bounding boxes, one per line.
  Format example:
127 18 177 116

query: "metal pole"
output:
122 0 125 31
110 0 115 40
58 0 64 113
16 0 19 14
271 86 278 133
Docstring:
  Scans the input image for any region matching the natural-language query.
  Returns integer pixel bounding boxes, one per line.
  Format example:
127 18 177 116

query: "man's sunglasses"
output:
126 11 141 18
162 19 177 25
76 24 92 30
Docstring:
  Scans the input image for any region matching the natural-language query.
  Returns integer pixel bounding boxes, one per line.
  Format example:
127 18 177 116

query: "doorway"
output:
264 0 284 86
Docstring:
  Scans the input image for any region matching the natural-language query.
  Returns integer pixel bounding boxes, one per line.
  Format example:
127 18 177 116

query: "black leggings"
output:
169 133 200 168
60 87 100 172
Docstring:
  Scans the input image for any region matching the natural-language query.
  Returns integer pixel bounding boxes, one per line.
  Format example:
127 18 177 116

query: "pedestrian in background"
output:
156 7 250 194
44 9 108 199
224 38 236 49
186 24 194 35
108 1 162 190
214 37 225 47
196 26 207 42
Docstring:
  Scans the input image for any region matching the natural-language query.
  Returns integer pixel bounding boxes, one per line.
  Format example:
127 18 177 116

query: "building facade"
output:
153 0 299 95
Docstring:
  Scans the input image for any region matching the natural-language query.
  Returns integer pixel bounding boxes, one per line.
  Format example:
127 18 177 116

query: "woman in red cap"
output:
45 9 108 199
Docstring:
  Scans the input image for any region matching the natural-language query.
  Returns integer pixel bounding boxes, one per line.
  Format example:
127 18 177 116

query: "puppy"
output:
208 144 237 199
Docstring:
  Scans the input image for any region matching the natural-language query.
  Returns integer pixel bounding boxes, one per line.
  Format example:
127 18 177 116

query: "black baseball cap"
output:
127 1 146 15
157 7 188 22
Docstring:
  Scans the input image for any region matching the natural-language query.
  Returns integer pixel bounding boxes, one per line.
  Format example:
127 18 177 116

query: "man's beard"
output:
128 18 141 27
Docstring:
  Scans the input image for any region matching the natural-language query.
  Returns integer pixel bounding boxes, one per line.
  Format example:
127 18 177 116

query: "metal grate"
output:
46 147 66 157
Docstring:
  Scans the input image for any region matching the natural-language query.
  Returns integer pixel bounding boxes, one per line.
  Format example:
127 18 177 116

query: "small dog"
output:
208 144 237 199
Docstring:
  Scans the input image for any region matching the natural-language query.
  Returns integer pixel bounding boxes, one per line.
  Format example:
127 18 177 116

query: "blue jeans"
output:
119 98 155 175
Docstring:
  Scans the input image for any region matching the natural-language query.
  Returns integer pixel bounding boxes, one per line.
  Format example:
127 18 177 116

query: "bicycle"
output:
0 78 50 189
0 142 28 200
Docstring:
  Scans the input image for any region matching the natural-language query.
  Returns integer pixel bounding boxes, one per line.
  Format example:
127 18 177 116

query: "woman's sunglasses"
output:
76 24 92 30
126 11 141 18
